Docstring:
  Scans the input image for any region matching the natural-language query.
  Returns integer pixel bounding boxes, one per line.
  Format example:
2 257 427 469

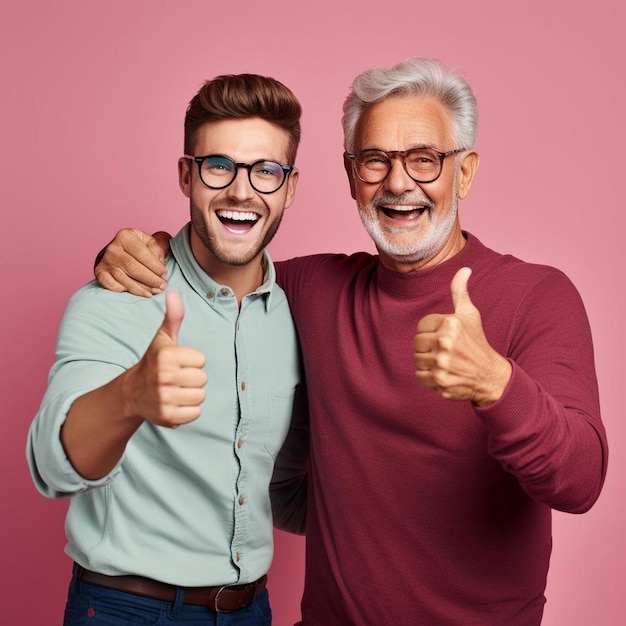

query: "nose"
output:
226 166 256 201
383 156 418 196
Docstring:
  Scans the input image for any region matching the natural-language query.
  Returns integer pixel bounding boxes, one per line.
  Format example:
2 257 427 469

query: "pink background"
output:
1 1 623 624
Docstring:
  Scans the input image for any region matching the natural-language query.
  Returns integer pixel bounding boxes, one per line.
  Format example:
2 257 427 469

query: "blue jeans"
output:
63 566 272 625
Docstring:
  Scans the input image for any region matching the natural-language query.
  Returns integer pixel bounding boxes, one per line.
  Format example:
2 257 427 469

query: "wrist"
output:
473 355 512 407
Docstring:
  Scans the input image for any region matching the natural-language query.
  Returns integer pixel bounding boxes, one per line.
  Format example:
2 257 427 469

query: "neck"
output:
208 258 266 305
190 235 266 306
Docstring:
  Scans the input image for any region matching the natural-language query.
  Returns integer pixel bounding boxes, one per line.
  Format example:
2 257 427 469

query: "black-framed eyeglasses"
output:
184 154 294 194
345 147 466 184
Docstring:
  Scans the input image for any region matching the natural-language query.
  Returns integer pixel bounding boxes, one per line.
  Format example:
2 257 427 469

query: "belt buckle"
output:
213 585 230 613
213 582 255 613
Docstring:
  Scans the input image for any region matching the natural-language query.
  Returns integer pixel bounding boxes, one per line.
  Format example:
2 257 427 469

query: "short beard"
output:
190 198 283 267
358 171 459 264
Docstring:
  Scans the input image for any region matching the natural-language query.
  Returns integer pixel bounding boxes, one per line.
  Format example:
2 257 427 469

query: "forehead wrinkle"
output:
356 96 455 152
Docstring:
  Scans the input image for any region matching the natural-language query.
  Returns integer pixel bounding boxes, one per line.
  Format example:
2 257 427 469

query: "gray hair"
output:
342 57 478 152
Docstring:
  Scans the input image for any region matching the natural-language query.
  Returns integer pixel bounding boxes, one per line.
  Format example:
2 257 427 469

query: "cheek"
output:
190 184 219 208
354 182 377 208
264 200 279 218
427 178 455 208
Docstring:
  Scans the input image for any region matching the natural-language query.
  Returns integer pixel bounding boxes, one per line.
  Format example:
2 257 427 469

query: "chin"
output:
368 227 437 264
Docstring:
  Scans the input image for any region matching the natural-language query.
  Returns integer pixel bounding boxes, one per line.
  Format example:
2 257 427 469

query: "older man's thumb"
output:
451 267 474 315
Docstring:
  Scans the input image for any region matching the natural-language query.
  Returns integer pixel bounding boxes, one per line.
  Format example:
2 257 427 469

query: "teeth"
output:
384 204 426 213
217 210 259 221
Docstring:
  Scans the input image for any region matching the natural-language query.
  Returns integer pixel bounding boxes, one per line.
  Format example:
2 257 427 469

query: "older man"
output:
94 58 607 625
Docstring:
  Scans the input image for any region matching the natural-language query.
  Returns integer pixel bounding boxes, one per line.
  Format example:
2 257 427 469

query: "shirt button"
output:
237 439 243 449
206 291 214 299
220 288 229 296
238 496 244 505
240 381 246 391
235 552 241 562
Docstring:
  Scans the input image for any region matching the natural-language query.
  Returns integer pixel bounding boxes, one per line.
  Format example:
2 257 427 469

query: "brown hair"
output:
184 73 302 164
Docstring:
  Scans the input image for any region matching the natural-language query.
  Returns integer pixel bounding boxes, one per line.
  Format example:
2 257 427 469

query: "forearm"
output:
61 371 144 480
474 267 607 512
478 362 606 513
270 381 310 534
271 474 308 535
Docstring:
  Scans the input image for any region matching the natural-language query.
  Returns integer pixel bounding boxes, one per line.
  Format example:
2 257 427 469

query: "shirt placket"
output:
230 298 254 581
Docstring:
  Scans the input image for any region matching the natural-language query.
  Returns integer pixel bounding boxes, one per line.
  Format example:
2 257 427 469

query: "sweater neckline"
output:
376 232 483 299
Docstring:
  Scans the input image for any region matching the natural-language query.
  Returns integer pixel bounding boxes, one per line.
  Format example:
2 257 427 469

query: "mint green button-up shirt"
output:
27 224 303 586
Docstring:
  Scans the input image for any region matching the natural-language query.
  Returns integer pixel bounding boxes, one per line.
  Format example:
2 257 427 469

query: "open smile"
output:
379 205 429 221
216 209 260 234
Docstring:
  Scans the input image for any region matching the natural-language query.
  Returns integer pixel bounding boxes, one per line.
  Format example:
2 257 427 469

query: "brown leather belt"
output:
77 565 267 613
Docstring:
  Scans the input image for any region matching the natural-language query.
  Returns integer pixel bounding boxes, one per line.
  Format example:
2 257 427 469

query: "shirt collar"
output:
169 223 277 312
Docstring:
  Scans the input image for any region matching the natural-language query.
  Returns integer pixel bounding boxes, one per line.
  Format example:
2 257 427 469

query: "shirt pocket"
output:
263 387 297 459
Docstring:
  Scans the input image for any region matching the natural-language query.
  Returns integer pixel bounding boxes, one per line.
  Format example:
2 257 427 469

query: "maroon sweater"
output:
272 233 607 625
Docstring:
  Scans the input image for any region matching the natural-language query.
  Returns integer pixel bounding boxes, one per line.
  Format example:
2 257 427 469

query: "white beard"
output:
358 170 459 264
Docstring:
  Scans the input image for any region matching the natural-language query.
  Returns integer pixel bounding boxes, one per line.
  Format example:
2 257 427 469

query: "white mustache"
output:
373 192 435 210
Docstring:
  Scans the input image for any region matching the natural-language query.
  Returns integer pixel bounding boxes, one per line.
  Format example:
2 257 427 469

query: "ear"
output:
281 167 299 210
456 150 479 200
343 153 357 200
178 157 192 198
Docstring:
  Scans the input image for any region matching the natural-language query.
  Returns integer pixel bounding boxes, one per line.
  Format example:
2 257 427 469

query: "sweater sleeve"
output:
475 269 607 513
270 381 309 534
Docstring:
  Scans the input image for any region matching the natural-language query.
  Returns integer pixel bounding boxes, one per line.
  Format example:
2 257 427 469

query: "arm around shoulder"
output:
94 228 173 297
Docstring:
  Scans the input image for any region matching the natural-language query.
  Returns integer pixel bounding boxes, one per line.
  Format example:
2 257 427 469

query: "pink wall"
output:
1 1 623 624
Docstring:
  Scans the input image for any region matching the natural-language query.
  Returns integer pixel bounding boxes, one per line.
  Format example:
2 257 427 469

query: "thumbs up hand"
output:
124 290 207 427
413 268 511 406
152 288 185 347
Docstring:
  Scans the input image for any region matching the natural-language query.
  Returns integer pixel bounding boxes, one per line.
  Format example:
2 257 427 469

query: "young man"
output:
93 58 607 625
27 73 305 626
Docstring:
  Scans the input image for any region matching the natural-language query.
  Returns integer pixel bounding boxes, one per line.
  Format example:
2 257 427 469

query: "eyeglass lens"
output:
199 156 287 193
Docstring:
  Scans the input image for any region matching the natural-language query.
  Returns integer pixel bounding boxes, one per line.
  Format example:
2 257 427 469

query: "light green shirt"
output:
27 224 303 586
